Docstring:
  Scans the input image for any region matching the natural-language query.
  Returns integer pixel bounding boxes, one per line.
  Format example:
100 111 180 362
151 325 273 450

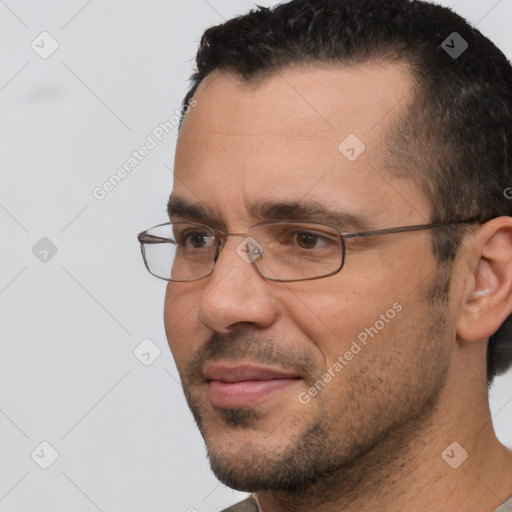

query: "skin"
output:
164 63 512 512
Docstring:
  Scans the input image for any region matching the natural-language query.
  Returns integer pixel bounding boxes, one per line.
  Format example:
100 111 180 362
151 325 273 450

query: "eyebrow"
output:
167 196 215 222
248 199 371 231
167 195 371 232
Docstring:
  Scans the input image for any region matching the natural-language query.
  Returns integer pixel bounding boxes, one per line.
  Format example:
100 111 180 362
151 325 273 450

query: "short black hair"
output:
179 0 512 383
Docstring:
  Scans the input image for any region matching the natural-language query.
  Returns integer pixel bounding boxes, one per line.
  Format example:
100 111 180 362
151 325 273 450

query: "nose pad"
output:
235 236 264 264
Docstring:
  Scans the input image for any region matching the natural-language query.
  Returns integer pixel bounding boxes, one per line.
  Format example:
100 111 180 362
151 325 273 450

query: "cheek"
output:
164 283 201 367
282 270 399 364
281 262 433 390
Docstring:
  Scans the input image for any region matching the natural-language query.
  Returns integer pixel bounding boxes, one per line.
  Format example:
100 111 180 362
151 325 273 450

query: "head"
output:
162 0 512 496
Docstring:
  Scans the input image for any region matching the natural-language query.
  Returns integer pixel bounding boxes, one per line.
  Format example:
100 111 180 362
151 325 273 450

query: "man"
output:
137 0 512 510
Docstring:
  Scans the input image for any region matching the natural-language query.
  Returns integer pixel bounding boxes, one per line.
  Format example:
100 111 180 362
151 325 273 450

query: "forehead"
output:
173 63 428 227
186 62 413 133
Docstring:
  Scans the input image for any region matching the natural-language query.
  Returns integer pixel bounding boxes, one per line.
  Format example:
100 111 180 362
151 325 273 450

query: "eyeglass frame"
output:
137 218 479 283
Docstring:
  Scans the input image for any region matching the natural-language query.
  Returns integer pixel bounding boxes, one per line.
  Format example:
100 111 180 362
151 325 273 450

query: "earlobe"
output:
456 218 512 343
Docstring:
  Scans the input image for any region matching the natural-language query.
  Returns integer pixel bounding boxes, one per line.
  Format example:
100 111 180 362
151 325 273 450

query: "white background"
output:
0 1 511 511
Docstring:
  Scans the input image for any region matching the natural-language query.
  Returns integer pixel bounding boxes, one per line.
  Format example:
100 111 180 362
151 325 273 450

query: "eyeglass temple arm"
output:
342 220 476 239
137 233 172 244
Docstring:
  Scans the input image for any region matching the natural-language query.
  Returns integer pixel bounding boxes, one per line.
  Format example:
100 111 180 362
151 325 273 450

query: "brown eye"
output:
181 231 214 249
295 232 320 249
291 231 332 250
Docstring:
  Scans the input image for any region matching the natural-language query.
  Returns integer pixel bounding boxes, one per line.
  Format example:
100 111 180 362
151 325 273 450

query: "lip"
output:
204 363 301 408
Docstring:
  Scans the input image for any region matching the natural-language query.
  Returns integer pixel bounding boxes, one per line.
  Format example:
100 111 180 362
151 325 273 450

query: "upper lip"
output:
203 363 300 383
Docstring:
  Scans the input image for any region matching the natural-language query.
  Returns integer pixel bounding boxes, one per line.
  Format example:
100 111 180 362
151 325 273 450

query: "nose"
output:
196 237 278 334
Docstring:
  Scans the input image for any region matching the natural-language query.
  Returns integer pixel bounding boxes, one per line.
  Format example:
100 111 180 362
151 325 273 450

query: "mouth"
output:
203 363 302 408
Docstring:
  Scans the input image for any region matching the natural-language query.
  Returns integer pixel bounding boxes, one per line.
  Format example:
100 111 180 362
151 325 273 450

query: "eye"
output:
289 229 338 250
180 230 215 249
294 231 326 249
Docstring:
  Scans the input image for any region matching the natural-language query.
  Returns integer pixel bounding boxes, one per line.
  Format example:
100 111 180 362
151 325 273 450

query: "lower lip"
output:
208 379 300 408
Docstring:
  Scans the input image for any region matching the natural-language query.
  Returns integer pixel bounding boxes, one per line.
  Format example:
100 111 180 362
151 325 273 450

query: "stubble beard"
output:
180 264 453 503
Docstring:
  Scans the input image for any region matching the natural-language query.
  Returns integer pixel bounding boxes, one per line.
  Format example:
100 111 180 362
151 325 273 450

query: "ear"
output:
457 217 512 342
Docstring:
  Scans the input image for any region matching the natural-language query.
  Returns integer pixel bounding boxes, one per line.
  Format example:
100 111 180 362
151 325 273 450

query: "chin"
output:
204 415 336 494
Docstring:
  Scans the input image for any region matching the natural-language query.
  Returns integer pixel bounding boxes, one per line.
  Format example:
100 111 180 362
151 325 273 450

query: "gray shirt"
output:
221 497 258 512
221 494 512 511
495 495 512 512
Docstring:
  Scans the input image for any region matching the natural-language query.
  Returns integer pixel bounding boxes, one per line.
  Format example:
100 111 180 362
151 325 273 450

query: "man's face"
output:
165 64 456 492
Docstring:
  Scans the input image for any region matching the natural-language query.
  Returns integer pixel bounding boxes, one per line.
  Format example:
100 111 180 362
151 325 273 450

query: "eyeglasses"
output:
137 219 477 283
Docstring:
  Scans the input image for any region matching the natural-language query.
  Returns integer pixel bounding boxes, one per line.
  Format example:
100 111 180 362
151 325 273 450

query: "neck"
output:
254 374 512 512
